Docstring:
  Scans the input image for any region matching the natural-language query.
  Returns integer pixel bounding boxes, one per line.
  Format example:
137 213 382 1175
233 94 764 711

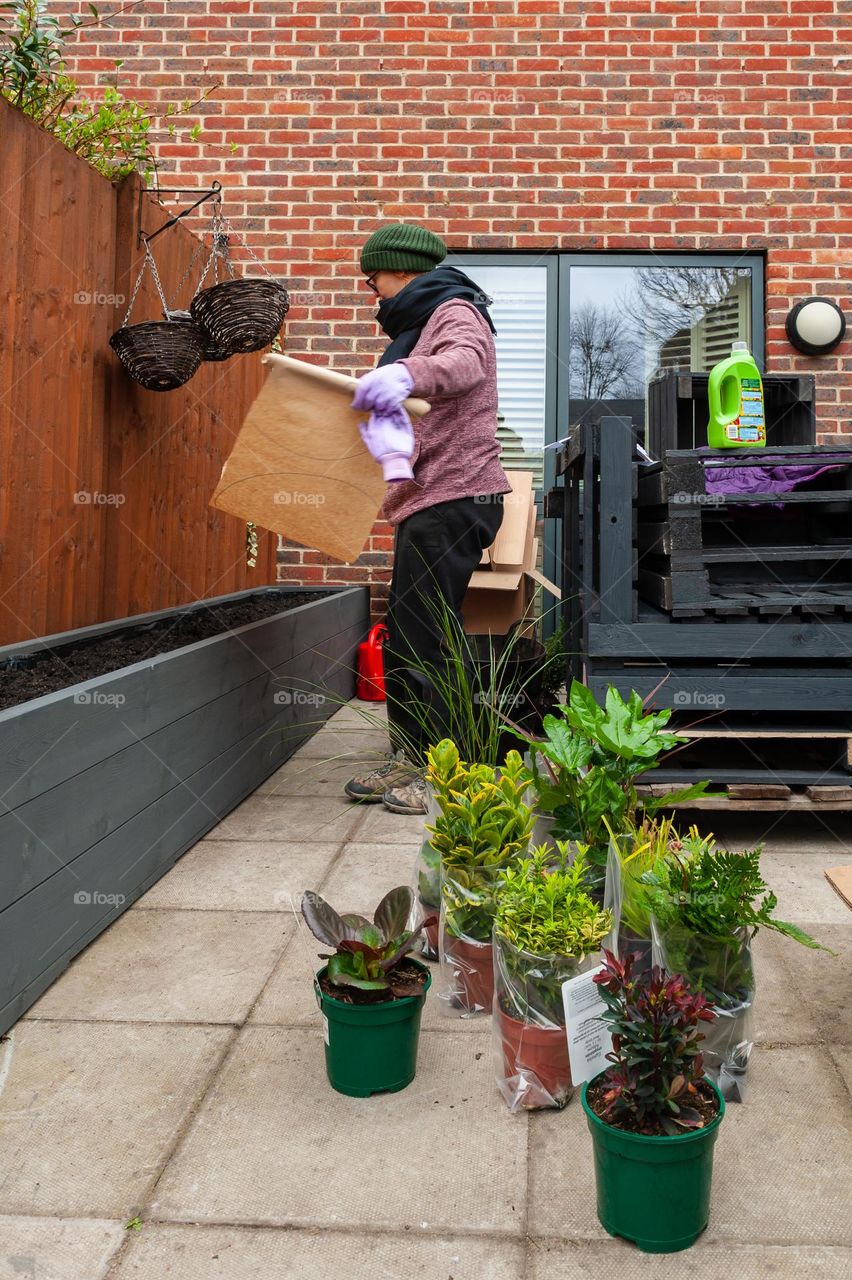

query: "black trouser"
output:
384 494 504 763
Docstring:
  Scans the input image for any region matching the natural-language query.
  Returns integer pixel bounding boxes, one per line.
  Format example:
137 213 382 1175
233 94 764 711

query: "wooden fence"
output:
0 97 273 645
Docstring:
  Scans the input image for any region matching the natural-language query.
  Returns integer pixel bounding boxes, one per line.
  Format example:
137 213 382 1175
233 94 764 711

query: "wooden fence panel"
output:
0 99 274 646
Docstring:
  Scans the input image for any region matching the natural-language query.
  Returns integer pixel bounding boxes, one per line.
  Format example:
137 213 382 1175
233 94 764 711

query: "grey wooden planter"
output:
0 585 369 1034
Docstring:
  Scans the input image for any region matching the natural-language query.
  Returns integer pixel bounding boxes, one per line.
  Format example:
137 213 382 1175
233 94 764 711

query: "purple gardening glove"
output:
358 406 415 482
352 363 414 415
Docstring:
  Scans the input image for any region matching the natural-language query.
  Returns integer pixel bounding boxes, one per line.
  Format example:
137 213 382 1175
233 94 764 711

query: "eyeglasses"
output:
364 271 380 293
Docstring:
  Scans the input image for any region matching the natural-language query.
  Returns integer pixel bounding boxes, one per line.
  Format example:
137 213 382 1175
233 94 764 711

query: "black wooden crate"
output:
647 369 816 457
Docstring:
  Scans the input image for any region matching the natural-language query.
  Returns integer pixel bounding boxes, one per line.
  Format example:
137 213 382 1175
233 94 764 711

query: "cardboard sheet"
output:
209 353 431 563
824 865 852 911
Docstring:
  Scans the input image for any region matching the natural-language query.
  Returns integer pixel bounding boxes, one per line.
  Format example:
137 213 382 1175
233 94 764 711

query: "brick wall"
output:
59 0 852 619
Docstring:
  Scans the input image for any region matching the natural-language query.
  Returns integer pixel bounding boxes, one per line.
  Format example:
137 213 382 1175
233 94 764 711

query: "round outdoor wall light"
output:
785 297 846 356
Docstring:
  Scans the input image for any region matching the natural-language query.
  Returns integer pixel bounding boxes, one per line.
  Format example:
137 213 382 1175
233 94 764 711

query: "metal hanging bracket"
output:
138 180 223 246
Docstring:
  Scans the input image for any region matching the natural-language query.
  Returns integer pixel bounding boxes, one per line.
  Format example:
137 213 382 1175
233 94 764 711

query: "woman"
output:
344 223 511 815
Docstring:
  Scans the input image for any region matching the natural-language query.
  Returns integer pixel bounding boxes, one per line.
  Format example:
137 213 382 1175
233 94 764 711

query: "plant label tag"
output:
562 967 609 1086
322 1014 330 1046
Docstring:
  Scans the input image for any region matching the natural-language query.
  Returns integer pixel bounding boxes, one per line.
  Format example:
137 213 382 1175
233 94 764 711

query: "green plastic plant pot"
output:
581 1075 725 1253
314 961 432 1098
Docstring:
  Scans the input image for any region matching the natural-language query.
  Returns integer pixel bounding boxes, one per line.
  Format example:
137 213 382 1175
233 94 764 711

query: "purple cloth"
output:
704 461 844 498
358 407 415 482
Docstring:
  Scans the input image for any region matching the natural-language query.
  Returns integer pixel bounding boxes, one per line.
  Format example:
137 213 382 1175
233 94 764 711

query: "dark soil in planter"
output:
586 1076 720 1136
318 960 429 1005
0 591 329 711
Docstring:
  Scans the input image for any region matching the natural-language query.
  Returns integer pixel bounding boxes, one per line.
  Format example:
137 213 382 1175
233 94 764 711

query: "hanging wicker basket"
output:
190 276 290 354
169 310 233 363
109 320 205 391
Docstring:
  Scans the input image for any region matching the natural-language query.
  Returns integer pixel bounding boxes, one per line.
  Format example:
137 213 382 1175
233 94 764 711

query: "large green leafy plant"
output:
593 949 717 1136
494 843 612 1024
301 886 435 1000
527 681 712 888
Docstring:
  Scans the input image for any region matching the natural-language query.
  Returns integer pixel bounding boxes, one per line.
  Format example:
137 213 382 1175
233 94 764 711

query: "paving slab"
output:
526 1240 852 1279
111 1223 522 1280
212 794 365 843
316 839 424 910
0 1022 231 1217
0 1216 124 1280
25 909 290 1024
350 801 426 844
325 700 388 730
255 755 368 797
131 840 341 913
751 930 822 1045
151 1027 527 1234
294 726 391 760
757 851 852 924
828 1046 852 1095
770 922 852 1044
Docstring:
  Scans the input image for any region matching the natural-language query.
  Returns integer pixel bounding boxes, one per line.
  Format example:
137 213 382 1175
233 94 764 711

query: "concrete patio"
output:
1 700 850 1279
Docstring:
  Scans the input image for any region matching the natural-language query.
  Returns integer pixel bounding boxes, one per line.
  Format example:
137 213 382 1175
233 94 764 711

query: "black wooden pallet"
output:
552 420 852 692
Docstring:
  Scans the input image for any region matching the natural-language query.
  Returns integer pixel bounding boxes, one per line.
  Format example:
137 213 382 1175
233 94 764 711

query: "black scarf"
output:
375 265 497 366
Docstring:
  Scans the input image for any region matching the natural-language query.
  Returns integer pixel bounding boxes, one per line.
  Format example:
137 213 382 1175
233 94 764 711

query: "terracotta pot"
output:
441 926 494 1015
496 1004 573 1108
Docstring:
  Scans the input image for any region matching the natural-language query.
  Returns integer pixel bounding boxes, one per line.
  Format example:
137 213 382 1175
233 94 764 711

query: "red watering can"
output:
356 623 388 701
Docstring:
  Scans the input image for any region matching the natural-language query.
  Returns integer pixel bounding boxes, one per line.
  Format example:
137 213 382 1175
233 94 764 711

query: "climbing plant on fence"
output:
0 1 221 181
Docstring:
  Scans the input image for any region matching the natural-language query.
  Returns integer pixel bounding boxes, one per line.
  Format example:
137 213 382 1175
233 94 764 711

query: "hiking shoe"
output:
383 773 429 815
344 751 419 802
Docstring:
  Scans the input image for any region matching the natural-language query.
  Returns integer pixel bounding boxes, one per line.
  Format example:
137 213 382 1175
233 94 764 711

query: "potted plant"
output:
425 739 534 1015
526 681 713 897
492 842 612 1111
582 949 725 1253
301 885 436 1097
616 836 828 1099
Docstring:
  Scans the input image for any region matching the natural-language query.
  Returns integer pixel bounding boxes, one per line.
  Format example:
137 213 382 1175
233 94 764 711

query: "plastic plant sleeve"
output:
438 861 510 1018
409 780 441 961
651 919 755 1103
601 836 654 972
492 930 595 1112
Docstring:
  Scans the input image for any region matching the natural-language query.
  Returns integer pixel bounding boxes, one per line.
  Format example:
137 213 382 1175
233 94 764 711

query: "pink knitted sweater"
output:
378 298 511 525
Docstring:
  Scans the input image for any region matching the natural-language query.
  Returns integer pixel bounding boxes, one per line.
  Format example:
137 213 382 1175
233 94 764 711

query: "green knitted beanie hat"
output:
360 223 447 274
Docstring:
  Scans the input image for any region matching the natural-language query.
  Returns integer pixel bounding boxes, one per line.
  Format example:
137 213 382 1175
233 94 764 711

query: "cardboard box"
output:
462 471 561 635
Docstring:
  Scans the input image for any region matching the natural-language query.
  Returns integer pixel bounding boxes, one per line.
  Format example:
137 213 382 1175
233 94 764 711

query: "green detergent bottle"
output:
707 341 766 448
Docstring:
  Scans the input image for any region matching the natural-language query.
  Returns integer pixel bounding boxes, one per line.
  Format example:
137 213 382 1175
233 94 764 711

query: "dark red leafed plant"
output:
593 949 717 1136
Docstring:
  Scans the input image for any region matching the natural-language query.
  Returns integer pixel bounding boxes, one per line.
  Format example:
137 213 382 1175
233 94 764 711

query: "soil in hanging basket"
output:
109 320 204 391
190 277 289 354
